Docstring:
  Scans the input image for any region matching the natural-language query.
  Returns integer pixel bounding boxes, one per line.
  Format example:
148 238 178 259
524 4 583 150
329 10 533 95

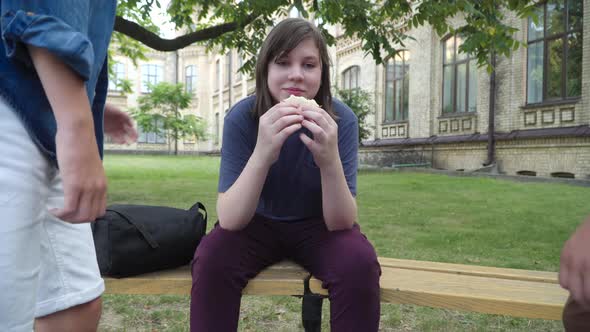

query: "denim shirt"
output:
0 1 117 167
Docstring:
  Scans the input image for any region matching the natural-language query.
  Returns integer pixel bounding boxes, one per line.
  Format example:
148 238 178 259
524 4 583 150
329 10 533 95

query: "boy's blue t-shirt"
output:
218 95 359 221
0 1 117 167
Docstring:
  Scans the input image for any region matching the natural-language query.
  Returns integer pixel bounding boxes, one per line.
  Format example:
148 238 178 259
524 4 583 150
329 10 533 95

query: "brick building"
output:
343 2 589 178
106 2 589 178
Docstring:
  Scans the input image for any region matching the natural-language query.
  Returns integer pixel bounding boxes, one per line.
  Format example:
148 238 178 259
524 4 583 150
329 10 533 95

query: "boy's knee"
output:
35 296 102 332
69 297 102 328
83 297 102 320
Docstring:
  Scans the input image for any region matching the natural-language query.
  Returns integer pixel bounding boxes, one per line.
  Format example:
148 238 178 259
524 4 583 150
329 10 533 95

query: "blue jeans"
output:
190 215 381 331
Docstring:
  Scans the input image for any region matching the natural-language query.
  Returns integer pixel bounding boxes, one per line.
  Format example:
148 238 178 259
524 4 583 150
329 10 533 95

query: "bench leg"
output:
302 294 323 332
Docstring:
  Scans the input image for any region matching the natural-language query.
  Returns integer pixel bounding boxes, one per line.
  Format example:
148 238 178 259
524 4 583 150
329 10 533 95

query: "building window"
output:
185 65 197 93
442 35 478 114
215 59 220 91
214 112 220 145
141 64 163 93
137 118 166 144
236 55 243 82
108 62 126 91
527 0 583 104
329 64 336 88
342 66 360 90
384 51 410 122
224 53 232 87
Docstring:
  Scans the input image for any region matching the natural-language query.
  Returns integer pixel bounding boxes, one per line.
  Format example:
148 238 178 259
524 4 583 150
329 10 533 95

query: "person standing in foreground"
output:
560 214 590 331
0 1 137 331
190 18 381 331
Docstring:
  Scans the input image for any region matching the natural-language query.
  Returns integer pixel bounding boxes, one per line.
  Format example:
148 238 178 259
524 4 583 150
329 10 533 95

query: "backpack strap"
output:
106 208 160 249
189 202 207 224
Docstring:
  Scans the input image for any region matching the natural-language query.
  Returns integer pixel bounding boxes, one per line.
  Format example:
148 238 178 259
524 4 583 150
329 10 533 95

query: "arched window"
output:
225 52 232 87
185 65 197 93
526 0 583 104
108 62 126 92
137 117 166 144
442 35 478 114
215 59 220 92
141 64 163 93
384 51 410 122
236 55 243 82
341 66 360 90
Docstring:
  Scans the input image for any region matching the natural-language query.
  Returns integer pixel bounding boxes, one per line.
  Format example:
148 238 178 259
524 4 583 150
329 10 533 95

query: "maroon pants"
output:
190 215 381 331
563 296 590 331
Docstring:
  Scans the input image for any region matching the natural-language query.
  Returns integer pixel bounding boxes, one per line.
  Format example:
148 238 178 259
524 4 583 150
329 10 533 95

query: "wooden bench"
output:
104 258 568 330
390 149 431 169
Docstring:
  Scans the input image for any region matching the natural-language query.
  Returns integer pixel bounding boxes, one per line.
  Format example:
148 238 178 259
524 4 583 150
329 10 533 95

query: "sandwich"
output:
284 95 320 109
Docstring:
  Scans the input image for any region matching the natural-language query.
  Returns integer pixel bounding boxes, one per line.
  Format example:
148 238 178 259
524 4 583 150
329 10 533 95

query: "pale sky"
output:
151 0 176 38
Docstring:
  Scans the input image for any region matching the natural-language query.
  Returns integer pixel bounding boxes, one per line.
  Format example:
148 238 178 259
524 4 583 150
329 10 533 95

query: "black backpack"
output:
91 202 207 278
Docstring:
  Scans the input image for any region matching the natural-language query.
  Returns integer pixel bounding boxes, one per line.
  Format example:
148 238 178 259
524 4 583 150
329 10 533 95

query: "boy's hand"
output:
51 124 107 223
104 103 138 144
26 45 108 223
560 217 590 308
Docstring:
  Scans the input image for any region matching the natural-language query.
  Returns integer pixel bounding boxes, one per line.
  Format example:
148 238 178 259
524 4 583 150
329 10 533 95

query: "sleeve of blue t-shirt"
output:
218 99 256 193
1 1 95 80
336 103 359 197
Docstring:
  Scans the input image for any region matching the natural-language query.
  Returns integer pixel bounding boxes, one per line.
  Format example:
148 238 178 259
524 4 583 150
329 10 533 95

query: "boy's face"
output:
267 38 322 103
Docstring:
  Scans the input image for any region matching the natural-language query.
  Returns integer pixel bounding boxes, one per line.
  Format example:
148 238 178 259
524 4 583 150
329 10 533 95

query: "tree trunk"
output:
174 130 179 156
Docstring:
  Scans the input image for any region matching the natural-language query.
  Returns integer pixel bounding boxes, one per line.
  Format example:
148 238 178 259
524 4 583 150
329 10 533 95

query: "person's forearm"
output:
217 152 270 230
320 160 357 231
579 215 590 229
27 45 107 224
28 46 95 132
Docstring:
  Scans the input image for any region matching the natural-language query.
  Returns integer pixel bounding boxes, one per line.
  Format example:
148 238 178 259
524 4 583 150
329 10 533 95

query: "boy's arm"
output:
560 215 590 308
28 45 106 223
104 103 138 144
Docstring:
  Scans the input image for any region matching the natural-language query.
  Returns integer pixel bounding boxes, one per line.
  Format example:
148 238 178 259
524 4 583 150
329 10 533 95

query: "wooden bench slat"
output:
378 257 558 284
105 265 192 295
243 262 309 296
309 267 567 320
104 261 309 296
104 258 568 321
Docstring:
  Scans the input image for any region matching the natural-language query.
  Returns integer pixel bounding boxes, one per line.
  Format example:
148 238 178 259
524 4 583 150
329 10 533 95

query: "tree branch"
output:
114 15 258 51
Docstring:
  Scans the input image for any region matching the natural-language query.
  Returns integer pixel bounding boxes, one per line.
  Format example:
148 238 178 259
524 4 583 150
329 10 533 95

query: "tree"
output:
132 82 207 155
114 0 538 73
335 88 374 145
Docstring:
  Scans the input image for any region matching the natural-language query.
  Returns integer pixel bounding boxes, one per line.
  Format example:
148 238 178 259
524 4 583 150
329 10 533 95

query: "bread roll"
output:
284 95 320 109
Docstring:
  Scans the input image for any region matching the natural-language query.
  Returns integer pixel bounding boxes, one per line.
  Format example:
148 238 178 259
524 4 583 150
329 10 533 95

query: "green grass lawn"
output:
99 154 589 331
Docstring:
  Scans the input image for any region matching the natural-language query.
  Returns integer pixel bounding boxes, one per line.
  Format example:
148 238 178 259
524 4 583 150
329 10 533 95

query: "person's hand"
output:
104 104 138 144
299 105 339 169
51 123 107 223
560 216 590 308
252 102 303 167
25 44 109 223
